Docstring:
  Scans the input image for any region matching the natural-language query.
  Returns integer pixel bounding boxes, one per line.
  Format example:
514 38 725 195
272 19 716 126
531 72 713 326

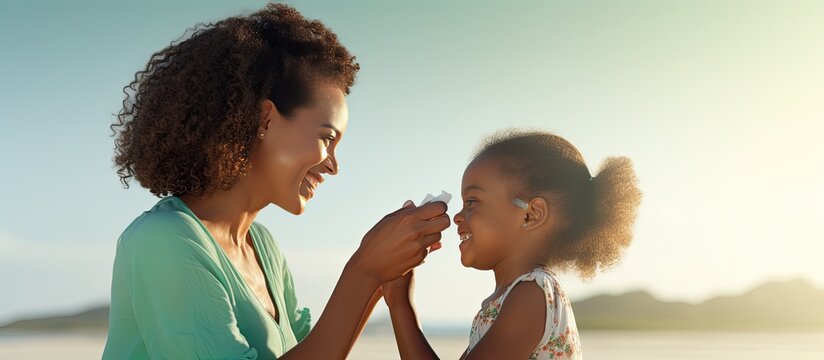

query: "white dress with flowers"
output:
466 267 583 359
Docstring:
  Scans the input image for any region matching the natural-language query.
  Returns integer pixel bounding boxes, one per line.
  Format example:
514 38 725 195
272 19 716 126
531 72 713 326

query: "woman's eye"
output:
465 199 477 207
321 136 335 145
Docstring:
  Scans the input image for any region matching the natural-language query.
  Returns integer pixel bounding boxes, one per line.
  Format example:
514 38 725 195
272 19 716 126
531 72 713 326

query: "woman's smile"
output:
301 171 324 198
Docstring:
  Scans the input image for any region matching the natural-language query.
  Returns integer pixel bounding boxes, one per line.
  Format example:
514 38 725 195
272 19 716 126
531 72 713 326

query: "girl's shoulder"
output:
505 267 564 301
506 267 582 359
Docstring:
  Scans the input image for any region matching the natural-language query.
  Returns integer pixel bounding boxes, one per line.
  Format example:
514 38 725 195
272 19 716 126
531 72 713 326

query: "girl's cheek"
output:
469 213 498 247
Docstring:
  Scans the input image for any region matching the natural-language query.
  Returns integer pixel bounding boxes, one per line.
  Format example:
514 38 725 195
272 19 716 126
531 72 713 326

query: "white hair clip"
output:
512 198 529 210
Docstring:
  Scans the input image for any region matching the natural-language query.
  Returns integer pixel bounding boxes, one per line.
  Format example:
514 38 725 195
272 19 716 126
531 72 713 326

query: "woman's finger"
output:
416 247 428 266
417 214 451 240
382 200 416 220
419 232 442 249
409 201 448 220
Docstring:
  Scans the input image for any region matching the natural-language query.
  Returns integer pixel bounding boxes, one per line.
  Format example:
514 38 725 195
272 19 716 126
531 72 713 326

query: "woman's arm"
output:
280 201 450 359
348 288 383 353
280 259 382 359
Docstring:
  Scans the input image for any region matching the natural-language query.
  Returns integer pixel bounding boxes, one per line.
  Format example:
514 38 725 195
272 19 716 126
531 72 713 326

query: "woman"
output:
102 4 449 359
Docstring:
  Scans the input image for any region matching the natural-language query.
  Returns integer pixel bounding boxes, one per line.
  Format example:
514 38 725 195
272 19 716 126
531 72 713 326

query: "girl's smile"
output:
458 232 473 251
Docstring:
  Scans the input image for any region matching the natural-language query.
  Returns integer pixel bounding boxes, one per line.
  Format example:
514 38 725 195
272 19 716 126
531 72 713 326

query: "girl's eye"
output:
465 199 477 207
321 136 335 146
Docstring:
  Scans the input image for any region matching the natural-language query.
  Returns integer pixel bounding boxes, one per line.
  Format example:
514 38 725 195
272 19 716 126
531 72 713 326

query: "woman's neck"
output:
178 184 265 248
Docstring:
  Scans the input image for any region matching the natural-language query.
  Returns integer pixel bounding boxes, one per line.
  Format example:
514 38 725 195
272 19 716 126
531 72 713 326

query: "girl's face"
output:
249 84 348 215
453 156 523 270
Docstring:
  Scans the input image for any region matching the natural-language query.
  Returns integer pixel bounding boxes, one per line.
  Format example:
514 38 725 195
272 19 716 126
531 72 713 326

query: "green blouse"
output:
103 196 311 359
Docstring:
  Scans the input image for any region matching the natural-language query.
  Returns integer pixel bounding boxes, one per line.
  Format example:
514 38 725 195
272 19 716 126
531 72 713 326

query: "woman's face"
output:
453 157 523 270
250 83 349 215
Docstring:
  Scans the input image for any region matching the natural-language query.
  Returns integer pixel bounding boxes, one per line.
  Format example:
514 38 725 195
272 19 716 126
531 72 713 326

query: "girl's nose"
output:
453 211 463 225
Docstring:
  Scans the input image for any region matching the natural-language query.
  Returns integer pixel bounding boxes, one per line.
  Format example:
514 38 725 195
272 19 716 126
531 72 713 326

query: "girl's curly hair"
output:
475 129 643 280
111 3 359 198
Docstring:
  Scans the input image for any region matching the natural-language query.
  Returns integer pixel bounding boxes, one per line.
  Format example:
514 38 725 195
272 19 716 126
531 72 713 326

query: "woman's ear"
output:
522 197 549 230
259 99 278 133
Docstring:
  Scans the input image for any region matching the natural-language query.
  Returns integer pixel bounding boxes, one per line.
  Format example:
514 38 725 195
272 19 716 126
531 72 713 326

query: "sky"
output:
1 0 823 327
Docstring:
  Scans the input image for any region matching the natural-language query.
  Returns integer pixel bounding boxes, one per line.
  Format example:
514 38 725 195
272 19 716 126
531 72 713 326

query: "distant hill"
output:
2 279 822 333
573 279 824 330
0 305 108 333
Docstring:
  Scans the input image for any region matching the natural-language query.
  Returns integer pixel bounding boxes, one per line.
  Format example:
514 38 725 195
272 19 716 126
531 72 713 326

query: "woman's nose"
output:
322 153 338 175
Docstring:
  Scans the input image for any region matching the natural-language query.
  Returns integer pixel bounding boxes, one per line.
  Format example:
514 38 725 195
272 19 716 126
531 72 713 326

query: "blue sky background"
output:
1 0 823 327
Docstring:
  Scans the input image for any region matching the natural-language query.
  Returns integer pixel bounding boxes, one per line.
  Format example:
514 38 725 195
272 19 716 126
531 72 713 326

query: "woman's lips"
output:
306 171 324 185
301 172 324 197
304 176 317 189
301 177 317 198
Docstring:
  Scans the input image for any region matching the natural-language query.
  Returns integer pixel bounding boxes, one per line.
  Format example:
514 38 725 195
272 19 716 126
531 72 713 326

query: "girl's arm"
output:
463 282 546 359
383 270 439 360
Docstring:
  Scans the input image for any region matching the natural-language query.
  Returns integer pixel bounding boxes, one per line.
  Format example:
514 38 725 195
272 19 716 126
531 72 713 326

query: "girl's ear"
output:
522 197 550 230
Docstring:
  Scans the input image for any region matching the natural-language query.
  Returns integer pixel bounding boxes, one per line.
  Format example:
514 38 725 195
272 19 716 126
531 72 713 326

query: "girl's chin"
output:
460 253 494 270
459 252 474 268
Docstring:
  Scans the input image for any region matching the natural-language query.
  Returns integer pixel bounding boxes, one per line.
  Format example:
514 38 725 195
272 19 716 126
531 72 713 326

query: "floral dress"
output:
466 267 582 359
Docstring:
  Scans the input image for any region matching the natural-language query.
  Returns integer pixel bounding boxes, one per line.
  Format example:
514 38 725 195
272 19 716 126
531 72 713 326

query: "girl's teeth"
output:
460 233 473 242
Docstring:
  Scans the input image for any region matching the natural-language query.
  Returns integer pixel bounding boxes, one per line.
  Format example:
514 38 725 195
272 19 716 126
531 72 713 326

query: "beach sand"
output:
1 331 823 359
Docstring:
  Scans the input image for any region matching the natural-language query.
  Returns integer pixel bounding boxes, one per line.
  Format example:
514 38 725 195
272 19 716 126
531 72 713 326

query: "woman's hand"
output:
348 200 450 288
382 238 442 306
280 200 447 360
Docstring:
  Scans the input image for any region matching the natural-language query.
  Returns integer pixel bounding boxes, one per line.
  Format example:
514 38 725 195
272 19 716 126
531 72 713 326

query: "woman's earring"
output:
521 223 528 229
258 133 265 139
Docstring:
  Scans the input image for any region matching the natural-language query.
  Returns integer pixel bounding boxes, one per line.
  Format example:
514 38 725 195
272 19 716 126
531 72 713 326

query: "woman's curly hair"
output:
475 129 643 280
111 3 359 198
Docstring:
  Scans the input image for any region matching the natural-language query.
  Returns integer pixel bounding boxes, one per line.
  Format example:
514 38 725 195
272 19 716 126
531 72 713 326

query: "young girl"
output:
382 130 642 359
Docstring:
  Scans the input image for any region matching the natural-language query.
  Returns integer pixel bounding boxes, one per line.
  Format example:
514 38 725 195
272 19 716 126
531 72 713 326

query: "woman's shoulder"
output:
117 197 216 258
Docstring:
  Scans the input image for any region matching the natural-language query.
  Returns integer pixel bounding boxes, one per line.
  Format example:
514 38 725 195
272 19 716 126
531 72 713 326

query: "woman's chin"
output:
280 184 315 215
275 195 308 215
